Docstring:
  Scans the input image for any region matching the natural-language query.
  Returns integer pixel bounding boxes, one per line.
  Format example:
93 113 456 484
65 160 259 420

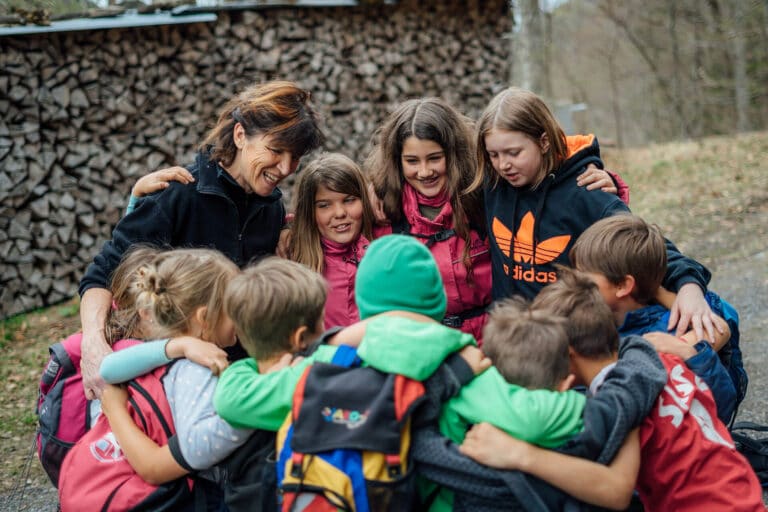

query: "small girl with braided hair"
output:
92 249 247 498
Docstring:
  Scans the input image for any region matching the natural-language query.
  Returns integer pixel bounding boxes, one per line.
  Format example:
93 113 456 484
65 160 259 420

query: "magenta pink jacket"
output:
379 185 492 343
321 235 370 329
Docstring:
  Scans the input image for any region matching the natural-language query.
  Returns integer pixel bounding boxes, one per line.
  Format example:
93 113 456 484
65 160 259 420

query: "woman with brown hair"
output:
78 80 324 399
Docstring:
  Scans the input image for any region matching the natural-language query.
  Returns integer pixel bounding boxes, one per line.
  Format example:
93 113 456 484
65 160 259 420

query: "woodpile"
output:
0 0 510 318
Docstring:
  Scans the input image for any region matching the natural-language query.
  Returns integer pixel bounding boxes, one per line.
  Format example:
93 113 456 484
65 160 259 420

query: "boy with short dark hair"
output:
569 213 744 423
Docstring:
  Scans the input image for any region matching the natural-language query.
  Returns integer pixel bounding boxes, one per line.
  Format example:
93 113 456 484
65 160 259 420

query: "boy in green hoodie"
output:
214 235 586 446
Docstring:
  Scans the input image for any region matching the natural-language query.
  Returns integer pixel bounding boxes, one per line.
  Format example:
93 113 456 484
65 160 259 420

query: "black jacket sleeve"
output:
79 192 175 295
663 238 711 293
559 335 667 464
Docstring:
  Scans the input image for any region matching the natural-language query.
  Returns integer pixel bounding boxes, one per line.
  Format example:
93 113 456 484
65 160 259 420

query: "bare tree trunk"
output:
596 1 692 138
607 31 624 148
667 0 687 138
511 0 549 96
729 0 751 132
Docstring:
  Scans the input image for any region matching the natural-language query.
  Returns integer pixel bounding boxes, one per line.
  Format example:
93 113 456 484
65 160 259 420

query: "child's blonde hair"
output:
290 152 376 272
482 296 570 390
570 214 667 305
134 248 239 341
105 246 162 344
224 257 327 360
471 87 568 192
364 97 485 274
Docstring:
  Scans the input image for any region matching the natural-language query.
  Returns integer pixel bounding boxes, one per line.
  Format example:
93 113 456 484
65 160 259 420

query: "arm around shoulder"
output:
213 356 317 431
442 368 585 447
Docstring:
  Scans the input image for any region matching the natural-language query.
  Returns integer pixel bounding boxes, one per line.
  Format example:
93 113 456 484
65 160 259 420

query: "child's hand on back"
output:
458 345 492 376
166 336 229 376
576 164 617 195
366 182 390 226
459 422 533 470
132 167 194 198
101 384 129 418
642 332 696 360
668 283 722 343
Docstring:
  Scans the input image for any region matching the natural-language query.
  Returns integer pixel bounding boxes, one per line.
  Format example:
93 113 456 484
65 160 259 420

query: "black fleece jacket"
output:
79 150 285 295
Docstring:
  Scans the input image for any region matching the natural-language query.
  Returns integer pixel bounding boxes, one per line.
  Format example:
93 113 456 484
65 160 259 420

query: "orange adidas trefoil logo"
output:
493 212 571 283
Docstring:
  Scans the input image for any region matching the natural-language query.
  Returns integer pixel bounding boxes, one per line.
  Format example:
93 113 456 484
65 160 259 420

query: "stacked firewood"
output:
0 0 510 318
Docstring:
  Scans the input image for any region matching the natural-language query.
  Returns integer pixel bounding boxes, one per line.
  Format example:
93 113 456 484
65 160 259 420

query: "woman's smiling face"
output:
400 136 447 197
231 126 300 196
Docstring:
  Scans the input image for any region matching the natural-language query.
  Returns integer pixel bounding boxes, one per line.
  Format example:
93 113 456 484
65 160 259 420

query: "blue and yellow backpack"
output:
276 345 426 512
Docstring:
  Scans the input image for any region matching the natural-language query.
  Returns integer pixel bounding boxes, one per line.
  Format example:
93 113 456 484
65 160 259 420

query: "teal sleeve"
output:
439 367 585 448
124 194 139 216
100 339 171 383
213 345 338 431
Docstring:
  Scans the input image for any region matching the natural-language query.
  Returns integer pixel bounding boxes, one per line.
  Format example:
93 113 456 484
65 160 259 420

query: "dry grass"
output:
604 131 768 266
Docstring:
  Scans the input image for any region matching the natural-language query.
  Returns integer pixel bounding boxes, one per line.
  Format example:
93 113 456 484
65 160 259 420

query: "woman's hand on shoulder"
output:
81 330 113 400
132 167 194 198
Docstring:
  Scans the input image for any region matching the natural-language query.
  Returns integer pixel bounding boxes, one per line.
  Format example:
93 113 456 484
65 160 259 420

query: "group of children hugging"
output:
44 81 764 511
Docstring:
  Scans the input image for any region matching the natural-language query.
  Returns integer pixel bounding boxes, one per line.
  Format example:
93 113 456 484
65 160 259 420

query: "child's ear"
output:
288 325 310 353
616 275 636 299
192 306 208 338
138 307 153 323
557 373 577 392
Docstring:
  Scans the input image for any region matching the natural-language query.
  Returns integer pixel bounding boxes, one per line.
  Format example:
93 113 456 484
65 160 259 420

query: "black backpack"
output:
730 421 768 486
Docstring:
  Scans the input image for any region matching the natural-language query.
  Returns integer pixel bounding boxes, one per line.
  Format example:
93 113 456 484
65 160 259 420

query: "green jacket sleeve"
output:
213 345 337 431
439 367 585 448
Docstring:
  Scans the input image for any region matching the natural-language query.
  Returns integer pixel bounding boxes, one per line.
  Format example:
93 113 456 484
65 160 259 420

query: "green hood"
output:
357 316 476 380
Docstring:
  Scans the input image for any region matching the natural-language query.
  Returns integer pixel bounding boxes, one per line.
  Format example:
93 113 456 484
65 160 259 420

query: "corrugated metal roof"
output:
0 11 217 37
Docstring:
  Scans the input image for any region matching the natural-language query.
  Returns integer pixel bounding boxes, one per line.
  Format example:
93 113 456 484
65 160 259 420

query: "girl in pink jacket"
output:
290 153 378 329
364 98 493 343
363 98 627 344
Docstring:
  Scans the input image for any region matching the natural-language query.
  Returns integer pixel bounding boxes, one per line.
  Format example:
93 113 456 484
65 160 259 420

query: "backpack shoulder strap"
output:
392 214 457 248
330 345 361 368
731 421 768 434
48 341 76 377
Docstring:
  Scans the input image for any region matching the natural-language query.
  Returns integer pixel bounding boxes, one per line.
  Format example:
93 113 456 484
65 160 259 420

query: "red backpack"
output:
36 333 141 486
57 363 196 511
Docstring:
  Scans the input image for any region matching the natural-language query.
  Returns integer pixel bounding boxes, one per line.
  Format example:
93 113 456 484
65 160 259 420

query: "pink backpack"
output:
57 363 195 511
36 333 141 487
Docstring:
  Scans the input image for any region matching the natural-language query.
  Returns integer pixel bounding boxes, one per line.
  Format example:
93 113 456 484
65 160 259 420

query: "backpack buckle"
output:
431 229 456 244
441 315 463 328
290 453 304 478
385 454 402 478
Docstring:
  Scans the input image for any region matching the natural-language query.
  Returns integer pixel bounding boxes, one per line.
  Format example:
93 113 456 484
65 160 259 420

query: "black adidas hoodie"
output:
484 135 711 301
